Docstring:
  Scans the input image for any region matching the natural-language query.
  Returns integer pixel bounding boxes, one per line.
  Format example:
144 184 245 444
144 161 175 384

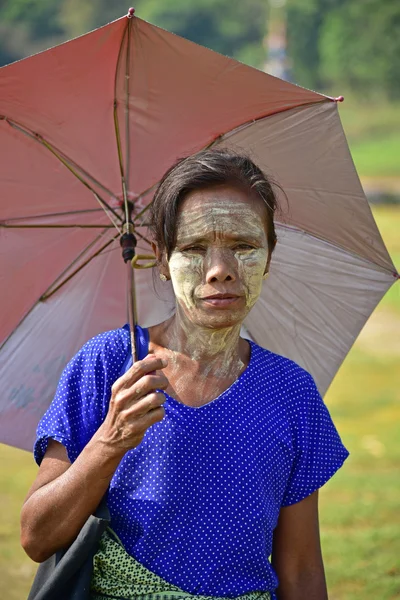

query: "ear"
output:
152 242 170 278
264 239 276 275
151 241 161 262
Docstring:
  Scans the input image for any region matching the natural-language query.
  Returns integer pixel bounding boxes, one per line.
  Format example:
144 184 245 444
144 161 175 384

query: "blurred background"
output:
0 1 399 598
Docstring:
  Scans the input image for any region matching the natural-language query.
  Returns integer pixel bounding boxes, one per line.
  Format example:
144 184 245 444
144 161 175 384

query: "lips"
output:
199 293 242 307
201 293 240 300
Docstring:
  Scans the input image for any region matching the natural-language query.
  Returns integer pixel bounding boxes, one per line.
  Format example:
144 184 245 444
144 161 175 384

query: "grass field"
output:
0 206 399 599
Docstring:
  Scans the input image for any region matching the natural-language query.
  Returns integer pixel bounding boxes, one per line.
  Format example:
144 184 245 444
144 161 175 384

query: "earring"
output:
159 273 168 282
263 272 269 280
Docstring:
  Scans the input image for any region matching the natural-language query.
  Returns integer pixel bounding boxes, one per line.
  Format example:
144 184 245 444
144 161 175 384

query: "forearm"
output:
275 565 328 600
21 431 125 562
273 492 328 600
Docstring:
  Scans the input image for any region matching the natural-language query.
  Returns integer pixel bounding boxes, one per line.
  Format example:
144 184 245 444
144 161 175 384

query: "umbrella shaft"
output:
127 263 137 363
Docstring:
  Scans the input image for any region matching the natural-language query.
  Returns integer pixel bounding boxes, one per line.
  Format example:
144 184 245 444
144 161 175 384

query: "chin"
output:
193 309 247 330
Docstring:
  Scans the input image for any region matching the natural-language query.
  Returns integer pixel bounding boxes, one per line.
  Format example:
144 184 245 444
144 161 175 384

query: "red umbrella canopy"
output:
0 11 397 450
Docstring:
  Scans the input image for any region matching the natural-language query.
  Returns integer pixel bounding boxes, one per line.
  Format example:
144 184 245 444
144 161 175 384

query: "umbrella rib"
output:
124 13 132 194
134 229 152 247
133 198 154 222
1 221 148 228
2 208 104 222
37 227 112 299
1 224 115 229
1 116 116 198
1 208 123 231
2 117 123 225
91 191 122 234
113 24 129 221
41 231 120 301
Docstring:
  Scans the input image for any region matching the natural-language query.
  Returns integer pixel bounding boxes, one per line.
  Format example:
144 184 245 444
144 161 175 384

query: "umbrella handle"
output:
131 254 157 269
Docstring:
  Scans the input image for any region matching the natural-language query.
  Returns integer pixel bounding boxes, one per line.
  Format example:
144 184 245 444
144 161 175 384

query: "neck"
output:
163 308 244 379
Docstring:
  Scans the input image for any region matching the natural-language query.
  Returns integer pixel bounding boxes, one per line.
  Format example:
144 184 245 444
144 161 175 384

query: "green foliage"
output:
286 0 348 89
287 0 400 101
0 0 63 38
134 0 267 68
319 0 400 100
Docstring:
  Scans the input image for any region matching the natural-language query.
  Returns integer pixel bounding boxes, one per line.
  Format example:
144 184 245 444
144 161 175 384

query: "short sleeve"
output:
34 328 129 465
281 373 349 506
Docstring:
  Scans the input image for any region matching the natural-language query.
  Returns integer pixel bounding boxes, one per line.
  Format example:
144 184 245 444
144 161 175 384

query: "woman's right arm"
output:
20 355 168 563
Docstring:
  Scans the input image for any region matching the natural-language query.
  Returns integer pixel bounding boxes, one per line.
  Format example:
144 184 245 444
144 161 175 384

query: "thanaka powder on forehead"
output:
174 198 269 246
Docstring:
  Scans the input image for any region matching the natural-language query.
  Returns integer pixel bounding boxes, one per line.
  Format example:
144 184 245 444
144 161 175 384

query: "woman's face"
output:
164 184 271 330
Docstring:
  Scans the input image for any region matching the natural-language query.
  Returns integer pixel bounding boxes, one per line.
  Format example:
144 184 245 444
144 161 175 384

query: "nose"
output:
205 248 237 284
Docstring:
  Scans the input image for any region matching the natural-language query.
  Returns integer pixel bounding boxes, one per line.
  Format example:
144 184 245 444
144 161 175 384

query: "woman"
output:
21 149 348 600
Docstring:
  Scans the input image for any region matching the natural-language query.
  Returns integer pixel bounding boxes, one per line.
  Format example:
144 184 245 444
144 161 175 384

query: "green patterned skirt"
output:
90 528 271 600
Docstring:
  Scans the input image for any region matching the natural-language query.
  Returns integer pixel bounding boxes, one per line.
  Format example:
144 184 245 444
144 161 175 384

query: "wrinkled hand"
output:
99 355 168 453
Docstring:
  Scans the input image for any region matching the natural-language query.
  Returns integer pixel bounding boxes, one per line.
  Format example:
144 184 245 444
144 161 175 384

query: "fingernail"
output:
161 358 168 367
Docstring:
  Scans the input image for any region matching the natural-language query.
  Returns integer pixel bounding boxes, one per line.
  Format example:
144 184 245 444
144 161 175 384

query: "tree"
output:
132 0 268 69
286 0 347 90
319 0 400 99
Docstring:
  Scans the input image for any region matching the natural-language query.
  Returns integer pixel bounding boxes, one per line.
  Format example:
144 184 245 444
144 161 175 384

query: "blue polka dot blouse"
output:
34 324 349 598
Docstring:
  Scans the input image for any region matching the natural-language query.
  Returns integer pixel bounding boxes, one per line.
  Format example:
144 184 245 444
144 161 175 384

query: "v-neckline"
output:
164 340 254 410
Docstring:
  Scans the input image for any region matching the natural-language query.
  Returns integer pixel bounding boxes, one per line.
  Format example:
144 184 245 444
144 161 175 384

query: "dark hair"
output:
149 148 279 259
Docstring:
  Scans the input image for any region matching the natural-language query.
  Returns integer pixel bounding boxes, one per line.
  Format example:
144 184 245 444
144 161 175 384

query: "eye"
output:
182 245 206 253
234 243 256 251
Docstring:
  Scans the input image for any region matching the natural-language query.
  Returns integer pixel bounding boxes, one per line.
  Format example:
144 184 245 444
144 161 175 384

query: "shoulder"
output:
67 324 131 375
247 340 323 425
56 324 131 406
249 340 316 393
78 324 130 358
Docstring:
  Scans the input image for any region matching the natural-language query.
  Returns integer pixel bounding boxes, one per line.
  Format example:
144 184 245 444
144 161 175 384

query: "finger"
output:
125 356 168 384
133 373 169 397
113 356 168 392
126 392 166 418
113 374 168 410
137 405 165 429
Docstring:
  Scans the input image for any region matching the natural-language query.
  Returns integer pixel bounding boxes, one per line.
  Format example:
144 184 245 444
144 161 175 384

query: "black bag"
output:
27 496 110 600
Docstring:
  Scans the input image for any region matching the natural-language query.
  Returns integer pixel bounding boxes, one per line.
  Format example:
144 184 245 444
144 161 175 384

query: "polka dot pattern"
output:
34 325 349 599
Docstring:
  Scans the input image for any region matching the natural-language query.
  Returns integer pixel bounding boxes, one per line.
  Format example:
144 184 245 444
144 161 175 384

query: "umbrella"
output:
0 9 398 451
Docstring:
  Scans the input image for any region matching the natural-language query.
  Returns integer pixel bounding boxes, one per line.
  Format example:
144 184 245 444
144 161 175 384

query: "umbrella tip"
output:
334 95 344 103
127 7 135 18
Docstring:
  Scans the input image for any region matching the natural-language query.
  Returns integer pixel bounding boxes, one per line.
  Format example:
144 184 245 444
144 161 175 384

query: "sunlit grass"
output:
0 207 398 599
0 445 37 597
